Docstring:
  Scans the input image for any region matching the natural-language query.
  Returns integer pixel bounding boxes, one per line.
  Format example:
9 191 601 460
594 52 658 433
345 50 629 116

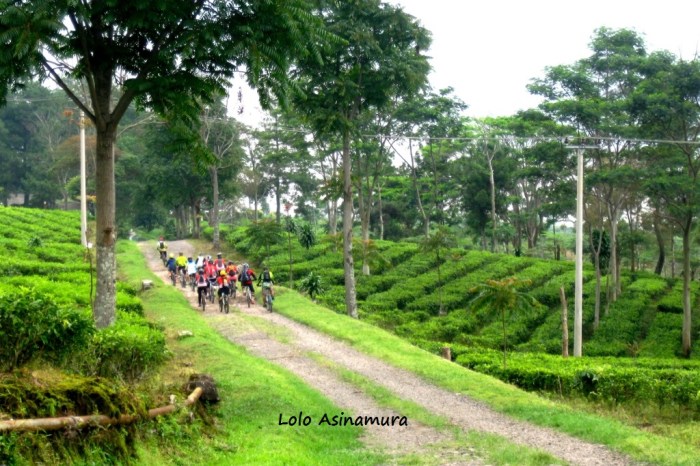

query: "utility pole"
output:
566 141 598 357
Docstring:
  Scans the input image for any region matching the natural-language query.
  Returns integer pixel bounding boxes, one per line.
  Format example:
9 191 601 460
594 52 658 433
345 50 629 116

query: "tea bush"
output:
86 312 168 382
0 288 94 371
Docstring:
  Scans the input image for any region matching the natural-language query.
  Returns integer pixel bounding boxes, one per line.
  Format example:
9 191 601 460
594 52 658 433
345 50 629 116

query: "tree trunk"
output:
342 129 358 318
560 287 569 358
193 200 201 239
378 184 384 241
275 179 282 224
488 155 496 253
682 223 693 357
408 139 429 237
210 167 220 249
608 205 620 300
93 126 117 329
594 252 601 330
437 250 444 316
653 206 665 275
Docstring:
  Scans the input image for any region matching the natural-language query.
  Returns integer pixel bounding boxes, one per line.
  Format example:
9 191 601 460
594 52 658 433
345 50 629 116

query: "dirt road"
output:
141 240 636 466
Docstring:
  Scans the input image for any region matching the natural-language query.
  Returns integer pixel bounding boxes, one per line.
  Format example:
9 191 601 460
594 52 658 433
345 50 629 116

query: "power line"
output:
7 98 700 146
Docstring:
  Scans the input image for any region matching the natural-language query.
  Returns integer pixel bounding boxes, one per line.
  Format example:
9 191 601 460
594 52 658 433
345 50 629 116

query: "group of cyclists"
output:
157 237 275 311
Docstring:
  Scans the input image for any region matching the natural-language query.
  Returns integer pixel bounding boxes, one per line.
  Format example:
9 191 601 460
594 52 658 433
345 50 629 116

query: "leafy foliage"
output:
0 288 94 371
299 271 325 300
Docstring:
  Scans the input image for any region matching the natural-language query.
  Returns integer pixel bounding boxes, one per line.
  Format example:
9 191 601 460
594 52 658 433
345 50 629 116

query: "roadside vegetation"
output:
208 222 700 456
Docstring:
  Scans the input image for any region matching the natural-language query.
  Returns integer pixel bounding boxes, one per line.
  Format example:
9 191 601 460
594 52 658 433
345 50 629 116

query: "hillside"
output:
3 207 700 464
220 225 700 360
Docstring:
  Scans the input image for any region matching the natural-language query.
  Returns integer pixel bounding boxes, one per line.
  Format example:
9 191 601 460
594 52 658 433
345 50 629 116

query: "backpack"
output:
263 270 271 281
241 270 250 282
198 274 206 284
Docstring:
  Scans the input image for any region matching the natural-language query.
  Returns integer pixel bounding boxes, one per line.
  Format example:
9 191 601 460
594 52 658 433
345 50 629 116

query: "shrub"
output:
86 313 168 382
0 288 95 371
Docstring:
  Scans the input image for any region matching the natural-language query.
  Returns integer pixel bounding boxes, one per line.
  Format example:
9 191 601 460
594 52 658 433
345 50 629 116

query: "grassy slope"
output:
116 241 382 465
270 290 700 466
122 240 573 466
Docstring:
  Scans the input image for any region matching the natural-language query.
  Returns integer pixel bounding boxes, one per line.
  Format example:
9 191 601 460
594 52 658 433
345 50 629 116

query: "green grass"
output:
271 289 700 466
116 241 384 465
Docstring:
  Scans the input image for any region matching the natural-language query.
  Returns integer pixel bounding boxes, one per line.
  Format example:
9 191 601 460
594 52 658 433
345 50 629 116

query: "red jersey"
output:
217 275 230 287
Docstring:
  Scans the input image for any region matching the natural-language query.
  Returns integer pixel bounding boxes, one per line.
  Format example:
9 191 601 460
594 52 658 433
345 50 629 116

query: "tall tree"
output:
292 0 431 318
529 27 648 302
200 99 245 248
632 53 700 356
0 0 325 326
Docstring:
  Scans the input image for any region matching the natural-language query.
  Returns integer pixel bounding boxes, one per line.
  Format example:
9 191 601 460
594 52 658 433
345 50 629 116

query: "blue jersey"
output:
166 258 177 271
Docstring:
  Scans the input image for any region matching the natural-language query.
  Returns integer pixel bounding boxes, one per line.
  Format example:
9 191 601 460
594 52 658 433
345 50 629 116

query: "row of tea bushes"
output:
453 348 700 413
0 206 165 382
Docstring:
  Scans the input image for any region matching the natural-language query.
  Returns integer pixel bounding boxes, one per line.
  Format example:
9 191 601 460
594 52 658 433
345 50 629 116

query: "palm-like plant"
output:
299 272 325 301
419 226 455 316
353 238 390 276
297 223 316 250
470 277 539 369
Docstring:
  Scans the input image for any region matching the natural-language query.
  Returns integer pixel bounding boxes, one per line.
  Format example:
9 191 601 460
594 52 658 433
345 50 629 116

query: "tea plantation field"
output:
218 225 700 414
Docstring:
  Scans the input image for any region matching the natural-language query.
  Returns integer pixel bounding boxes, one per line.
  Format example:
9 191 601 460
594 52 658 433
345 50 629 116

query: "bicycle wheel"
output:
199 292 206 311
266 293 273 312
218 295 224 313
170 272 176 286
224 296 229 314
246 288 251 308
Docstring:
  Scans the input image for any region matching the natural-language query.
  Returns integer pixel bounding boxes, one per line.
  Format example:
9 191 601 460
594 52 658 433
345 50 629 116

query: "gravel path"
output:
141 241 638 466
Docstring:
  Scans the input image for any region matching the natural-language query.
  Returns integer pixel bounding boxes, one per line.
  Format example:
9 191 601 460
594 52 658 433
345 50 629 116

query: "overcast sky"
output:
386 0 700 118
232 1 700 125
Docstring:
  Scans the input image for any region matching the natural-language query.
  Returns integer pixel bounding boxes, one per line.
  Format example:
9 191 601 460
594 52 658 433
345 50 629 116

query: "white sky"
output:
232 0 700 125
386 0 700 118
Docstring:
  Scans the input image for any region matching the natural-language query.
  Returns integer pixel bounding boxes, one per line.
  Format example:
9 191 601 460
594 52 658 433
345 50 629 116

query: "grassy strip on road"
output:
117 241 383 465
272 289 700 466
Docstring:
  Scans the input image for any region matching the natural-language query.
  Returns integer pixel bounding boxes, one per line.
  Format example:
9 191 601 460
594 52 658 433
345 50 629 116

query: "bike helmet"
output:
217 252 223 258
220 270 226 276
169 253 174 258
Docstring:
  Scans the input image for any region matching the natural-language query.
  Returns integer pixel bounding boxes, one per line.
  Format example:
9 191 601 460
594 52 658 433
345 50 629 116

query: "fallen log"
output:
0 387 203 433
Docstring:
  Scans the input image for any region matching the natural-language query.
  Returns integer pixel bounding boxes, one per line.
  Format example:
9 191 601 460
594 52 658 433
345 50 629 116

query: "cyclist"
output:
258 266 275 301
239 263 256 304
195 267 209 307
156 237 168 262
205 258 218 295
226 261 239 293
175 252 188 281
214 253 227 274
216 270 231 311
165 253 177 282
186 256 197 286
195 252 206 269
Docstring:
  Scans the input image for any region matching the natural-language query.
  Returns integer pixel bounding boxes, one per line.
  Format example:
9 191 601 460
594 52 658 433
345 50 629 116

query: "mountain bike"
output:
209 280 218 304
262 283 273 312
169 269 176 286
218 289 230 314
244 285 252 308
180 269 187 288
159 250 168 266
189 274 196 292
